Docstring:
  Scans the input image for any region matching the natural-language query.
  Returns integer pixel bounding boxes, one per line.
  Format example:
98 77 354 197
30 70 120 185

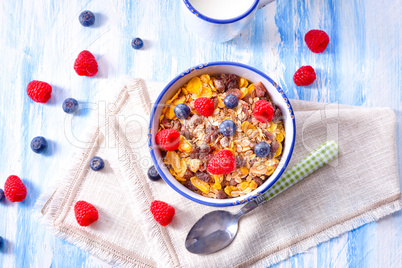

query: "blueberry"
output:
0 189 4 202
0 236 3 249
79 10 95 27
148 166 161 181
30 136 48 154
90 156 104 171
254 142 271 157
174 103 190 119
131 38 144 49
219 120 237 137
224 94 239 109
62 98 79 114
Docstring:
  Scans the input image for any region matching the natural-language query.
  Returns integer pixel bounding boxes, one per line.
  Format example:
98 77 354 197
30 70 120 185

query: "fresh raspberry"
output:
253 100 275 123
305 29 330 53
150 200 175 226
293 66 316 86
74 50 98 77
207 150 236 175
156 129 180 151
27 81 52 103
194 97 215 117
4 175 27 202
74 201 99 227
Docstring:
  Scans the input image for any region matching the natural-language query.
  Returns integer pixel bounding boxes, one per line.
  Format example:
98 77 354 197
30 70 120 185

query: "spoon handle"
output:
262 140 339 202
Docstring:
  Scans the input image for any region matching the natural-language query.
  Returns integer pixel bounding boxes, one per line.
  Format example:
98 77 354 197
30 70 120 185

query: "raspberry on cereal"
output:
194 97 215 117
293 66 316 86
207 150 236 175
305 29 330 53
27 81 52 103
156 129 180 151
253 100 274 123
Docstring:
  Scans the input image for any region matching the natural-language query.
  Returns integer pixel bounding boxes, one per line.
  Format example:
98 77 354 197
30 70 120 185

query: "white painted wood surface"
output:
0 0 400 267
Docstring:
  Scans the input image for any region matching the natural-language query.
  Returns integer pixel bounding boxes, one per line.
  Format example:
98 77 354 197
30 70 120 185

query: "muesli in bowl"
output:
155 73 286 199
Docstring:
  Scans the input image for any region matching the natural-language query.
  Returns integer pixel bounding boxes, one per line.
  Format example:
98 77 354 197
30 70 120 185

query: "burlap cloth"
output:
36 79 401 267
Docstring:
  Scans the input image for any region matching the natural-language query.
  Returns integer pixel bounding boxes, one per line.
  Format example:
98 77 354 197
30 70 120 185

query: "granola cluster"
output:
158 74 285 199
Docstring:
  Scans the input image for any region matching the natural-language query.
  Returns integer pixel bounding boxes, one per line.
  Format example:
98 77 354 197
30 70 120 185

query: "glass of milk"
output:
181 0 273 42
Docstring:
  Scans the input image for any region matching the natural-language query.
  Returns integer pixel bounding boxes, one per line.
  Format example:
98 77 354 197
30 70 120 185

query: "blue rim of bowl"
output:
149 61 296 207
182 0 259 24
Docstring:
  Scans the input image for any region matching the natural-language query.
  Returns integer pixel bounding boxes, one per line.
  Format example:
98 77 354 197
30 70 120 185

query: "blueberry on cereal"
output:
254 142 271 157
224 94 238 109
219 120 237 137
174 103 190 119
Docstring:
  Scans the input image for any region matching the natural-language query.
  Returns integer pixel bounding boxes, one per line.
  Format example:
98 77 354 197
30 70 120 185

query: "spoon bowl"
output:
185 210 238 254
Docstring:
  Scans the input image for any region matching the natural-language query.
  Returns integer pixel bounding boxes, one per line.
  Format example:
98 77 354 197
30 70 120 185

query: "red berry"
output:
253 100 275 123
155 129 180 151
194 97 215 117
74 201 99 227
293 66 316 86
74 50 98 77
27 81 52 103
207 150 236 175
4 175 27 202
305 29 330 53
150 200 175 226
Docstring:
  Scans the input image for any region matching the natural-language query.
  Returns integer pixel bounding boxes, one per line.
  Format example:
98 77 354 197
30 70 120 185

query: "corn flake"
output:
165 106 176 120
199 87 212 98
191 177 210 193
186 77 202 96
200 74 210 84
239 77 249 88
166 89 182 105
187 158 201 173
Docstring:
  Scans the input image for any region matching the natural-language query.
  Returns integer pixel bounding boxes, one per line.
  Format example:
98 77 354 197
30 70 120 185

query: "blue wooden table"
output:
0 0 401 267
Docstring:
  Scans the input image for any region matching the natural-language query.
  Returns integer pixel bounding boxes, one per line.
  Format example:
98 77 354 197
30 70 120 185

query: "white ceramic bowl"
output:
149 62 296 206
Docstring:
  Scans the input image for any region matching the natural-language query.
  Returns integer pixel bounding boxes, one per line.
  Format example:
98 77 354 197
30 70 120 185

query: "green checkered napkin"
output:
263 140 339 201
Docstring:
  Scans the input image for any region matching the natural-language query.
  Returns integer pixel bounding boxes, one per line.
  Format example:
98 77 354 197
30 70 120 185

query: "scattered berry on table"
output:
174 103 190 119
194 97 215 117
62 98 79 114
219 120 237 137
0 236 3 249
74 200 99 227
79 10 95 27
4 175 27 202
254 142 271 157
0 189 4 202
148 166 161 181
150 200 175 226
27 80 52 103
207 150 236 175
293 66 316 86
74 50 98 77
305 29 329 53
131 38 144 49
155 129 180 151
90 156 104 171
224 94 239 109
30 136 48 154
253 99 275 123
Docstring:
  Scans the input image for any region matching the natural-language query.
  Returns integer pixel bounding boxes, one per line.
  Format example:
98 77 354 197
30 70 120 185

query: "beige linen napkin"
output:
36 78 401 268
